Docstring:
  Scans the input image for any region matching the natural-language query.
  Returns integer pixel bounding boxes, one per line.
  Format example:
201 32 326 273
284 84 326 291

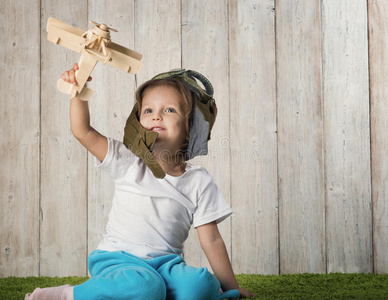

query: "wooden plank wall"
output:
1 0 387 277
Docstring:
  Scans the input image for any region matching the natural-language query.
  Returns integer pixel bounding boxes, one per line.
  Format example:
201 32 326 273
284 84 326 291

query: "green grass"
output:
237 273 388 299
0 276 88 300
1 273 388 299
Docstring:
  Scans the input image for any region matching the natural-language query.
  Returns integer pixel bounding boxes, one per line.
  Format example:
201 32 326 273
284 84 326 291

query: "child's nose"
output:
152 112 162 121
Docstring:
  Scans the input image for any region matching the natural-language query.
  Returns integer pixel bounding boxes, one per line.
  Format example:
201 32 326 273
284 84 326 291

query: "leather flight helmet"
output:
123 69 216 179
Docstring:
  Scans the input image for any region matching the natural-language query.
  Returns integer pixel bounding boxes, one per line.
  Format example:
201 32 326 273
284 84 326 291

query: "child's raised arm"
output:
63 64 108 162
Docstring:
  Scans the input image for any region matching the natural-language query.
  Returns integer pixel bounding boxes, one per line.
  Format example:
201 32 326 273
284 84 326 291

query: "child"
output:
25 64 255 299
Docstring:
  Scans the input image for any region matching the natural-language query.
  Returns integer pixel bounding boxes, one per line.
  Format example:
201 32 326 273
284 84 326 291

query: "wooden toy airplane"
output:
46 17 143 100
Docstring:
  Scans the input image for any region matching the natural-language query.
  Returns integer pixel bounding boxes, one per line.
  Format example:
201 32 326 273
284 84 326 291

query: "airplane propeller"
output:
89 21 118 33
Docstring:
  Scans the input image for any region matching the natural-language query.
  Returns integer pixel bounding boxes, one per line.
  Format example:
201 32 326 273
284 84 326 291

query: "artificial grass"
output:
1 273 388 299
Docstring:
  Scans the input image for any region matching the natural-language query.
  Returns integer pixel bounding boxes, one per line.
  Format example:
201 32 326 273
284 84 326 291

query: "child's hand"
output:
61 63 92 85
238 286 256 298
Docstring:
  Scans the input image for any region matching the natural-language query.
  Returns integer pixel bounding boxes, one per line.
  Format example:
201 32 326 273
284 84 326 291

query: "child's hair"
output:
135 77 194 153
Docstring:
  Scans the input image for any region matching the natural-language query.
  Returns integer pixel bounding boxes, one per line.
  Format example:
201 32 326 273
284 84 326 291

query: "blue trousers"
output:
73 250 239 300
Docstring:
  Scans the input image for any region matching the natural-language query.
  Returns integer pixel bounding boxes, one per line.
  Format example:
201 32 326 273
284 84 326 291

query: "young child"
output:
25 64 255 299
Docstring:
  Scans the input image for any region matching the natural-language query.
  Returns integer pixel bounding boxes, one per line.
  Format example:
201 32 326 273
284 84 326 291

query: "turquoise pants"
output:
73 250 239 300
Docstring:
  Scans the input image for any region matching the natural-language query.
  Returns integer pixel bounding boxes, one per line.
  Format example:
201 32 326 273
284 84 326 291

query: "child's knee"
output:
173 268 220 300
140 272 166 300
116 268 167 299
137 276 166 300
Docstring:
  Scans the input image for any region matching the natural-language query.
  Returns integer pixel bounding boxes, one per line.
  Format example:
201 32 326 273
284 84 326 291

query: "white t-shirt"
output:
95 137 232 260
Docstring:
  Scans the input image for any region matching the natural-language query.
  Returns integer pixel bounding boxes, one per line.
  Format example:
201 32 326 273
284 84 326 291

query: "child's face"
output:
139 85 187 155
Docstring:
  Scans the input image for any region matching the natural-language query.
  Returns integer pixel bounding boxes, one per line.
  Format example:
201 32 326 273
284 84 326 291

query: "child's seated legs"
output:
73 250 166 300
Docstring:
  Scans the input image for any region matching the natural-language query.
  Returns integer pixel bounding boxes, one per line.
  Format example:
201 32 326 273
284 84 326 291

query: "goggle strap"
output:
152 69 186 80
184 70 214 98
152 69 214 104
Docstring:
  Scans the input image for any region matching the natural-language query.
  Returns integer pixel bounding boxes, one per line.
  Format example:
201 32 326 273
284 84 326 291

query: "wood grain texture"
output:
229 0 278 275
0 0 40 277
368 0 388 274
87 0 137 258
322 0 372 273
134 0 181 83
40 1 88 276
276 0 326 274
0 0 384 276
181 0 231 271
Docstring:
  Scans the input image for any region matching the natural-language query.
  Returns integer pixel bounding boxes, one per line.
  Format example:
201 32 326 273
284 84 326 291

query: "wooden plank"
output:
368 0 388 274
134 0 181 84
229 0 278 275
0 0 40 277
40 2 88 276
181 0 231 271
322 0 372 274
276 0 326 273
87 0 137 257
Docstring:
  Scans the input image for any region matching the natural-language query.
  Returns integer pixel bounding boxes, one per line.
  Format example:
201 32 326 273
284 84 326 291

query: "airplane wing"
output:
46 17 85 53
109 42 143 60
105 43 143 74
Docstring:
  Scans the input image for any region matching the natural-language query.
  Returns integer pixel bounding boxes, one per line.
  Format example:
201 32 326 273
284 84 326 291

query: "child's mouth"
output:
150 127 164 131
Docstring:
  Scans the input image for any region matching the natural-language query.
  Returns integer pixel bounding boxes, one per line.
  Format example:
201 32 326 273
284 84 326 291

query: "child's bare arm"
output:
63 64 108 162
197 222 255 298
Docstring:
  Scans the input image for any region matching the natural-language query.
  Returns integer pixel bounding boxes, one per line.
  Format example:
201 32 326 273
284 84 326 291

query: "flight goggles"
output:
151 69 214 105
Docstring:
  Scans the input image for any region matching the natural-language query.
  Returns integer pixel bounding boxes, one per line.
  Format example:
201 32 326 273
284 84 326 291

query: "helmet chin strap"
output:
123 69 216 178
123 104 165 179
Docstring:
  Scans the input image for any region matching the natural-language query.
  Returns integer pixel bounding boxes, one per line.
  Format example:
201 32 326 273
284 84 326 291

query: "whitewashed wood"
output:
277 0 326 273
181 0 231 271
322 0 372 273
368 0 388 274
2 0 388 276
0 0 40 277
229 0 278 275
40 2 88 276
134 0 181 84
87 0 137 257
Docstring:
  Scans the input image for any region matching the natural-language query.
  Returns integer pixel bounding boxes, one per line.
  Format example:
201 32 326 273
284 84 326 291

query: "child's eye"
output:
165 108 176 113
143 109 152 114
